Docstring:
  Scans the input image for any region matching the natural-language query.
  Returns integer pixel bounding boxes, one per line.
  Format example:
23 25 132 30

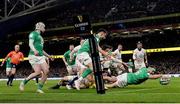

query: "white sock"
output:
78 77 83 81
118 70 123 75
128 68 132 73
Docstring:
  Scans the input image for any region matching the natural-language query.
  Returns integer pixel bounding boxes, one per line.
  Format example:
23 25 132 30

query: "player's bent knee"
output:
43 69 49 75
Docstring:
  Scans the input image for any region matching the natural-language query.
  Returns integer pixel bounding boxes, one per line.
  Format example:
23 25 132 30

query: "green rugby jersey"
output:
6 58 12 68
29 31 44 56
127 67 149 85
64 50 76 65
77 35 100 54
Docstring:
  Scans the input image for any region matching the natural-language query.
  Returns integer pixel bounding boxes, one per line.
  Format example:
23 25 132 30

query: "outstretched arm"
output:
149 74 162 79
105 82 118 88
98 46 109 56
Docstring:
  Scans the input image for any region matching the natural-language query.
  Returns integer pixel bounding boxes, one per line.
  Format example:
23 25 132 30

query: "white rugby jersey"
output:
112 49 122 60
133 48 146 63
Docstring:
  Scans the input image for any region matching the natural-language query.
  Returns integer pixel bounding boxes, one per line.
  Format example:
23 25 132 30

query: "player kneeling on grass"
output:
104 67 170 88
19 22 53 93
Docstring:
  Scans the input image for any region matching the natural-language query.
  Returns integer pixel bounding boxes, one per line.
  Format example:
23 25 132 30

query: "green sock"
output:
23 79 29 85
38 83 44 90
82 68 92 78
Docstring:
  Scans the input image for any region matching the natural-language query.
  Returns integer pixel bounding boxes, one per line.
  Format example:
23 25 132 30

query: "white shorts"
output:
134 62 146 70
76 52 92 70
28 55 46 66
102 61 111 69
67 64 78 75
115 73 128 87
6 68 12 72
66 75 77 81
111 62 119 68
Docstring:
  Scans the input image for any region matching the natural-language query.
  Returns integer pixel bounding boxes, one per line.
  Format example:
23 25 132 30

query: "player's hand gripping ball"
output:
160 75 170 85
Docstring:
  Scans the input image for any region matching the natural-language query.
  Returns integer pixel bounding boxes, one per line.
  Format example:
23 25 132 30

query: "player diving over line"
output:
104 67 169 88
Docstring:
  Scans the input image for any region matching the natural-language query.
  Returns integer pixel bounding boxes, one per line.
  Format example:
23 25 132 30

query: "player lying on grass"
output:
50 74 94 90
104 67 167 88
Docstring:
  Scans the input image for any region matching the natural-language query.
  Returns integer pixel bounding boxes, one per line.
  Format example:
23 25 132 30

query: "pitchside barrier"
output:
0 47 180 62
0 74 179 81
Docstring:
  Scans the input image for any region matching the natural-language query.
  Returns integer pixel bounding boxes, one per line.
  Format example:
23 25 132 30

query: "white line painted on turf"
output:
109 88 161 93
1 92 180 95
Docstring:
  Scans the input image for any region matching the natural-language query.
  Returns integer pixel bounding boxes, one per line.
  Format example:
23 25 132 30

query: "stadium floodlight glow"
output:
142 29 151 33
131 31 139 34
154 29 161 31
175 26 180 29
67 37 74 40
51 38 58 41
121 31 129 35
164 27 173 30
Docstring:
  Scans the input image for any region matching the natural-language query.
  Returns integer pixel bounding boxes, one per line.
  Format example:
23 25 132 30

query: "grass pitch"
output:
0 78 180 103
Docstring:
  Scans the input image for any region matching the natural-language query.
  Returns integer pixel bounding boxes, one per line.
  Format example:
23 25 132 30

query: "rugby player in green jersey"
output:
104 67 167 88
19 22 53 93
62 44 77 75
74 29 109 90
5 58 12 86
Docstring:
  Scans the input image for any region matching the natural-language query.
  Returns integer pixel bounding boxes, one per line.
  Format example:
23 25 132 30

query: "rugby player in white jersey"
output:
133 41 148 71
112 44 127 75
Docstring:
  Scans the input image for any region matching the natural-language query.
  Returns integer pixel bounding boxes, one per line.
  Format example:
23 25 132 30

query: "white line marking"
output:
109 88 161 93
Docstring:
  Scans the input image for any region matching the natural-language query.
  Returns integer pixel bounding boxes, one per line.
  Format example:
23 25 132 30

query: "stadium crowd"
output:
45 0 180 28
